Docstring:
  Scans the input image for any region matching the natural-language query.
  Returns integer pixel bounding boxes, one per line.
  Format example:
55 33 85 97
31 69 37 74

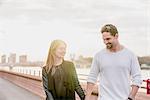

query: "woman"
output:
42 40 85 100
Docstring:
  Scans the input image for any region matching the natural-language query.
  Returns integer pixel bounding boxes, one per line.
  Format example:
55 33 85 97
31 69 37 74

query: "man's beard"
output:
106 43 113 49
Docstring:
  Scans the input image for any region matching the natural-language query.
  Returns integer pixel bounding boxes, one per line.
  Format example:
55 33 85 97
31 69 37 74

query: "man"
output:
85 24 142 100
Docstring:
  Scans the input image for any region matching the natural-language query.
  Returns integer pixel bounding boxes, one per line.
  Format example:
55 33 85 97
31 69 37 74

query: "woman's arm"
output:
72 63 85 100
42 67 54 100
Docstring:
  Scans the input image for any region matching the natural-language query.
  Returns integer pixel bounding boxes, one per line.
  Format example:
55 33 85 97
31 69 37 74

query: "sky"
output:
0 0 149 61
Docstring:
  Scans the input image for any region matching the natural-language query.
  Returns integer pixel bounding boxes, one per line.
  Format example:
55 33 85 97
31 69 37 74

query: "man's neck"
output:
109 44 123 52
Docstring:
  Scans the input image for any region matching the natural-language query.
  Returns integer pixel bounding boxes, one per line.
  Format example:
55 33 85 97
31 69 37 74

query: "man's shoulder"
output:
92 49 107 60
123 47 135 56
121 47 138 61
95 48 107 56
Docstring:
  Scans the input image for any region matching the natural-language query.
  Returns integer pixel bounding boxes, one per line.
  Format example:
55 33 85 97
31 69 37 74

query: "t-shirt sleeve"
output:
130 54 142 87
87 54 100 84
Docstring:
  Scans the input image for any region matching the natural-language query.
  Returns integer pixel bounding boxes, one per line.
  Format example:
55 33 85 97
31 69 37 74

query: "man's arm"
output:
85 82 95 100
129 54 142 100
128 85 139 100
85 54 100 100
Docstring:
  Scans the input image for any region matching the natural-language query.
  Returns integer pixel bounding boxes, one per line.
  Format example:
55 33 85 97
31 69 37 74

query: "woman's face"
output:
54 43 66 59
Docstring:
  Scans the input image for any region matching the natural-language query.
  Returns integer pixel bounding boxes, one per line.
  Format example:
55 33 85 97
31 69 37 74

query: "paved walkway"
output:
0 78 149 100
0 78 41 100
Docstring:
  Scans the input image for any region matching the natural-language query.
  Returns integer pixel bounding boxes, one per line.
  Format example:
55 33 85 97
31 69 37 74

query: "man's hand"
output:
85 95 90 100
85 82 95 100
128 85 139 100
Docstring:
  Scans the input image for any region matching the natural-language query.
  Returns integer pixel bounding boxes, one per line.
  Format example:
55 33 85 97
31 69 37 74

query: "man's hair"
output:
101 24 118 36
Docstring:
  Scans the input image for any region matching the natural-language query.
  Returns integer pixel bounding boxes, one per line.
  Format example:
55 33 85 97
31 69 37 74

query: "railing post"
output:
147 79 150 94
26 70 28 74
22 69 24 74
29 70 31 75
34 70 36 76
39 71 41 77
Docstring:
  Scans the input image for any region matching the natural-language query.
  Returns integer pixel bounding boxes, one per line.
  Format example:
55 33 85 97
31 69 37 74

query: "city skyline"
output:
0 0 150 61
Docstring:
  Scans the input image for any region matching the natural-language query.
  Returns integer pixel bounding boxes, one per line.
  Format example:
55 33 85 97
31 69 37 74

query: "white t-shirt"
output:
87 48 142 100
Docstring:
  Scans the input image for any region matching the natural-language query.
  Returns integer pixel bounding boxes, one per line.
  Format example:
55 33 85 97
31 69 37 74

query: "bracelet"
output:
128 97 133 100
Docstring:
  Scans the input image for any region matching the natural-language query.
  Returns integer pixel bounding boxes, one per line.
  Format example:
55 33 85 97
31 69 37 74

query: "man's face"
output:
102 32 117 49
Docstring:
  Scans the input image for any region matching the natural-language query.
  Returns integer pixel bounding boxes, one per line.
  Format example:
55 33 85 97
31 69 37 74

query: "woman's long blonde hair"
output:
44 39 66 73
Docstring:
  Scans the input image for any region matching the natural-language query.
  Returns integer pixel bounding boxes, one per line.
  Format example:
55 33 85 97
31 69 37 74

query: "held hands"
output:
84 90 91 100
85 95 90 100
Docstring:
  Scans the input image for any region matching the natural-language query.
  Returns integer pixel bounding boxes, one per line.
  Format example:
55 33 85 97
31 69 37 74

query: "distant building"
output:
8 53 16 64
19 55 27 64
1 55 6 63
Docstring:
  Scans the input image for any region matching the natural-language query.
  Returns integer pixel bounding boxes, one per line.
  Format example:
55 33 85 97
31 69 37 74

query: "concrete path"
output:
0 78 41 100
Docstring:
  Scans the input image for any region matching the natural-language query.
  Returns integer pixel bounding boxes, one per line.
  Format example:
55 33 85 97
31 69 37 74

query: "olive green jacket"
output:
42 60 85 100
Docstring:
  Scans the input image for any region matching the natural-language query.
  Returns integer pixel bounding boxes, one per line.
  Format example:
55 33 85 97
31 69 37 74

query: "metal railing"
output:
1 68 150 95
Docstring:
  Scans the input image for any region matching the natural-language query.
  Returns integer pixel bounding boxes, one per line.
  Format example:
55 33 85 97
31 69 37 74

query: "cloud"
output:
0 0 149 61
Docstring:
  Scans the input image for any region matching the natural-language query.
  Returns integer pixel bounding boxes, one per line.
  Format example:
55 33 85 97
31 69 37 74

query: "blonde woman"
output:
42 40 85 100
